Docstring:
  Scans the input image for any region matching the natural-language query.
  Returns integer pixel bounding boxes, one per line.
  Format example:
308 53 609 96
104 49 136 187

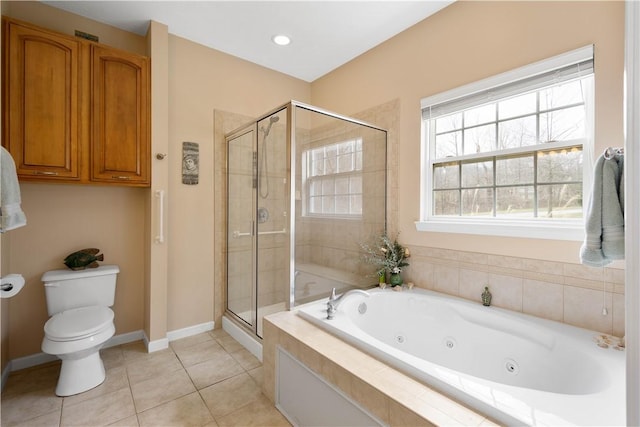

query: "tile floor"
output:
1 329 291 427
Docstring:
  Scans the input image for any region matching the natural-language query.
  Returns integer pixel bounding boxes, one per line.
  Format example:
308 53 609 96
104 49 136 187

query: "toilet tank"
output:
42 265 120 316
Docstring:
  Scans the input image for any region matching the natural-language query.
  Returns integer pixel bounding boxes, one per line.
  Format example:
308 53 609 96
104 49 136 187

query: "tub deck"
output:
262 309 495 426
294 288 625 426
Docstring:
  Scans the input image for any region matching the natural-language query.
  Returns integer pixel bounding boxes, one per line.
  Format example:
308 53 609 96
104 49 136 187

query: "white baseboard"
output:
10 352 58 372
222 316 262 362
143 333 169 353
5 321 218 375
8 329 145 373
167 321 215 342
103 330 145 349
143 321 215 353
1 361 13 391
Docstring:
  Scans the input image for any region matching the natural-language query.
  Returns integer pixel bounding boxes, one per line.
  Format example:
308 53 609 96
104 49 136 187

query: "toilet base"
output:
56 351 106 396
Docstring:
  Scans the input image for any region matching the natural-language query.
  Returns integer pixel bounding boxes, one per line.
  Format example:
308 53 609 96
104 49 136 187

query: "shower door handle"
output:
257 228 286 235
232 228 286 238
233 221 255 238
233 230 252 238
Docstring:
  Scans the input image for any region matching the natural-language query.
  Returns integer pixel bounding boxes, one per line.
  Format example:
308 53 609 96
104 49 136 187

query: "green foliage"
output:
360 233 410 276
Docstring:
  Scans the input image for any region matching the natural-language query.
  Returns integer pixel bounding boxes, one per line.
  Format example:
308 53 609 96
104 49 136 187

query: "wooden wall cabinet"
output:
4 20 81 180
91 45 149 185
2 18 150 187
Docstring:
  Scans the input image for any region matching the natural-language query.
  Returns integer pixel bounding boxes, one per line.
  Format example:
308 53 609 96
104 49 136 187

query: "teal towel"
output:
580 153 624 266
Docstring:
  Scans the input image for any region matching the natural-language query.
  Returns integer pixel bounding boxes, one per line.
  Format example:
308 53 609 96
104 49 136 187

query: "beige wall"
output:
146 20 170 344
166 35 309 332
1 0 7 373
1 237 8 373
1 1 310 360
309 0 626 335
1 0 625 364
2 2 149 360
8 185 146 358
1 1 146 55
311 0 625 263
310 0 625 335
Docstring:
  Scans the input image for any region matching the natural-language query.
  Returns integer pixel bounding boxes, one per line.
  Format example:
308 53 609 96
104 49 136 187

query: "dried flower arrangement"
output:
360 233 410 286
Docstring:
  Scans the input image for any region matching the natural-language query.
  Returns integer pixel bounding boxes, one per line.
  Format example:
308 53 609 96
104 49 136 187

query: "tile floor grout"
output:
1 329 291 427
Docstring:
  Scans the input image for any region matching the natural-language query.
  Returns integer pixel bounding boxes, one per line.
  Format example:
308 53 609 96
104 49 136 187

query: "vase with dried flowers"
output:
360 233 410 287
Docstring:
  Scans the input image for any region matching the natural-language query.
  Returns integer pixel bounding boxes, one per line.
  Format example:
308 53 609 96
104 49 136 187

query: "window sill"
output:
415 218 584 241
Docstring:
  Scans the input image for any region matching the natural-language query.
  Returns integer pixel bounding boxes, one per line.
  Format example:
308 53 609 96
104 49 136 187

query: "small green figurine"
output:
64 248 104 270
481 286 492 306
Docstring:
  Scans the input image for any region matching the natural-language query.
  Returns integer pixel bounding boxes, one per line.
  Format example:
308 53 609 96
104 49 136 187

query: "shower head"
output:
261 115 280 137
259 115 280 199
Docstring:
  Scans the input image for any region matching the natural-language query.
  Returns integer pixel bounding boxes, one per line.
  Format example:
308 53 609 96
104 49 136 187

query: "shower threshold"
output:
223 301 286 361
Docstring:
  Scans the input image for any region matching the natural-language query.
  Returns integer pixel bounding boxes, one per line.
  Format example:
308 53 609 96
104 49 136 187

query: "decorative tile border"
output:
404 245 625 337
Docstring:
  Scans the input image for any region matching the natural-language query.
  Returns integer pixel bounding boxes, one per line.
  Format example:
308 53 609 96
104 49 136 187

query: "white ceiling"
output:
41 1 454 82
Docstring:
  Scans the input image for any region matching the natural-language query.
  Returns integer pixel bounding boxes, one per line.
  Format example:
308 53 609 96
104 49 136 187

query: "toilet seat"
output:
44 306 114 342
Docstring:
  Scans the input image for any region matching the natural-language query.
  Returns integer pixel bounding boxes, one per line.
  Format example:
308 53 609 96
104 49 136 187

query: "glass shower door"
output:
256 110 289 337
227 127 256 327
226 109 290 337
225 101 386 340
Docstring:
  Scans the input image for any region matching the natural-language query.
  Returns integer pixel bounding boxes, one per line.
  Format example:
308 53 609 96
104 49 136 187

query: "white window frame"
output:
416 45 594 241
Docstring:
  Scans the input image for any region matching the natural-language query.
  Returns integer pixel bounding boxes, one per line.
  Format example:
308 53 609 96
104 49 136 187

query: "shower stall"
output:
225 101 387 340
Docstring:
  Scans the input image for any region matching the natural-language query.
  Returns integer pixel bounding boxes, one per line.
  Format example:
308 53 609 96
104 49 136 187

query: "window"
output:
303 138 363 217
418 46 594 240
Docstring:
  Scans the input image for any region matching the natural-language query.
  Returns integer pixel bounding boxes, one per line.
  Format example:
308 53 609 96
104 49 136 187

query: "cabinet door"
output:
4 21 80 179
91 45 149 186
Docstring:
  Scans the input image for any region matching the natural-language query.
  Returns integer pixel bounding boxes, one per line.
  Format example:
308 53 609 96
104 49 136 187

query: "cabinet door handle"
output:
34 171 59 176
112 175 131 180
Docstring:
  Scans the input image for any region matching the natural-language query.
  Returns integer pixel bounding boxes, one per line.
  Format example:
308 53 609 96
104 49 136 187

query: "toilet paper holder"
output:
1 273 25 298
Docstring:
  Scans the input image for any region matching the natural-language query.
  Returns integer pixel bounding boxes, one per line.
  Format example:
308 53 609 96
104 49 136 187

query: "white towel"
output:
0 147 27 232
580 153 624 266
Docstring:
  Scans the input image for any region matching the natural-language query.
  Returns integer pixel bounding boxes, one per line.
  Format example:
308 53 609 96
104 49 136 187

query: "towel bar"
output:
604 147 624 159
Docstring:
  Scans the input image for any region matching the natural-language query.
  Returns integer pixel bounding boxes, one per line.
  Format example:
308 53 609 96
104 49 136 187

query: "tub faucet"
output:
326 287 370 320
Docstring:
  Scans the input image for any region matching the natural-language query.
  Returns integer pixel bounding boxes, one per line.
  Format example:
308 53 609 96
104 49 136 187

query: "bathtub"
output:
294 263 365 304
297 287 625 426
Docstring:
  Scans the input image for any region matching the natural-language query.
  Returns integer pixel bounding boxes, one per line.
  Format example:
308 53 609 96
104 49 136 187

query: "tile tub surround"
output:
262 311 498 426
403 246 626 337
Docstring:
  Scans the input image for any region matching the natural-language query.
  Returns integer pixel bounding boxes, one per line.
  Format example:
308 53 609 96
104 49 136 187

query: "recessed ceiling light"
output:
272 34 291 46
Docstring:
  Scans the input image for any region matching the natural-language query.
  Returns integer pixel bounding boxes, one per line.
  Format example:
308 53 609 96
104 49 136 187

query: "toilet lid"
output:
45 306 114 341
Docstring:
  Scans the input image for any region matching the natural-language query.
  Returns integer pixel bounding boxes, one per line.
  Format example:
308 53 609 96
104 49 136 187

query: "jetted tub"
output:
297 287 625 426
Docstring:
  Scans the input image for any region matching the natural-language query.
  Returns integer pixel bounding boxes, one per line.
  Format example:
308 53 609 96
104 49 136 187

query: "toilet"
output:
41 265 119 396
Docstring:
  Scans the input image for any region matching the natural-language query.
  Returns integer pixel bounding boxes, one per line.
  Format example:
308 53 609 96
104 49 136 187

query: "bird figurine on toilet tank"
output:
64 248 104 270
